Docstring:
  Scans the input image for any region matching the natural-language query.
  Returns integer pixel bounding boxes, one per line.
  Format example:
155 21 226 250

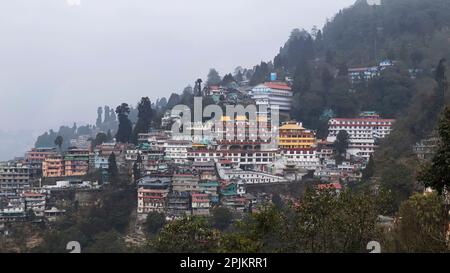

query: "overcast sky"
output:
0 0 355 159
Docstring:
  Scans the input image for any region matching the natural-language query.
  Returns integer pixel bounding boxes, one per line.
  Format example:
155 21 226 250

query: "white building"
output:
22 192 46 217
69 135 92 150
217 167 287 184
249 82 293 113
163 140 192 164
0 162 30 192
279 148 320 171
188 149 276 171
327 112 395 159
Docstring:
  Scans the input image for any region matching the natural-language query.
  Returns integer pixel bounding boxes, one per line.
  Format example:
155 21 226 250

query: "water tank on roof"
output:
270 73 277 81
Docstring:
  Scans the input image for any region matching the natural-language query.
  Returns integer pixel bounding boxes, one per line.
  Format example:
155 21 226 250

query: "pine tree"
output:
132 153 143 182
362 155 375 181
207 68 221 86
104 106 111 123
335 130 349 164
96 107 103 127
54 136 64 153
106 129 113 142
132 97 153 144
115 103 133 143
418 107 450 194
108 153 118 184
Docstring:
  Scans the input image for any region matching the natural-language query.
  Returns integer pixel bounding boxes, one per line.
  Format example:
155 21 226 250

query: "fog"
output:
0 0 355 159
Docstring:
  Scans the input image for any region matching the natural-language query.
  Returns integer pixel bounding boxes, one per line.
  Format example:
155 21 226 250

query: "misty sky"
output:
0 0 355 159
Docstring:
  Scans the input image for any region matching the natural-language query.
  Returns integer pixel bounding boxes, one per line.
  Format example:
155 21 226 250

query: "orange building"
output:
42 155 64 178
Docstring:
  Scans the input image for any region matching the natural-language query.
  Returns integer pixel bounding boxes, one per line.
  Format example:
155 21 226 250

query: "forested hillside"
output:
267 0 450 207
33 0 450 208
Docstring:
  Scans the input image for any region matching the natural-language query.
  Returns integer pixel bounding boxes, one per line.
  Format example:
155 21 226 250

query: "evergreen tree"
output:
132 97 153 144
292 57 312 93
92 133 108 148
96 107 103 127
418 107 450 194
54 136 64 153
104 106 111 123
207 68 222 86
108 153 118 183
435 58 448 102
362 155 375 181
115 103 133 143
221 73 235 86
145 212 166 235
110 108 117 122
250 62 270 86
166 93 181 109
132 153 143 182
235 70 244 82
335 130 349 164
106 130 113 142
210 207 234 231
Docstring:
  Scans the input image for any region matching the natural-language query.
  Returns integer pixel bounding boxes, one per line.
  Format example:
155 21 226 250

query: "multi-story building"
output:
172 172 200 193
0 162 31 191
25 147 57 164
249 81 293 114
191 193 211 216
348 66 379 83
166 192 191 217
199 180 220 204
137 177 171 216
348 60 393 84
278 121 316 149
327 112 395 159
44 207 66 222
25 147 57 182
138 131 170 148
42 155 64 178
189 149 277 172
92 152 109 170
22 192 46 217
191 115 277 172
163 140 192 164
192 161 216 173
218 167 285 184
221 196 247 212
0 196 26 222
277 121 319 171
414 137 439 161
317 140 335 163
64 149 90 177
69 135 92 150
279 148 320 171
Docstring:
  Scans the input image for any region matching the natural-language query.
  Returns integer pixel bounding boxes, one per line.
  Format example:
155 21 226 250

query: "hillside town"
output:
0 71 396 230
3 0 450 257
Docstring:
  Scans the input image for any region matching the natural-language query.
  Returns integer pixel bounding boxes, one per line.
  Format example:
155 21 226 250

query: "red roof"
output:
317 183 342 190
192 193 209 197
331 118 395 123
263 82 292 91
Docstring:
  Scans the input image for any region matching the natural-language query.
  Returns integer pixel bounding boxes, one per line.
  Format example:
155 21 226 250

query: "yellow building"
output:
278 121 316 149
